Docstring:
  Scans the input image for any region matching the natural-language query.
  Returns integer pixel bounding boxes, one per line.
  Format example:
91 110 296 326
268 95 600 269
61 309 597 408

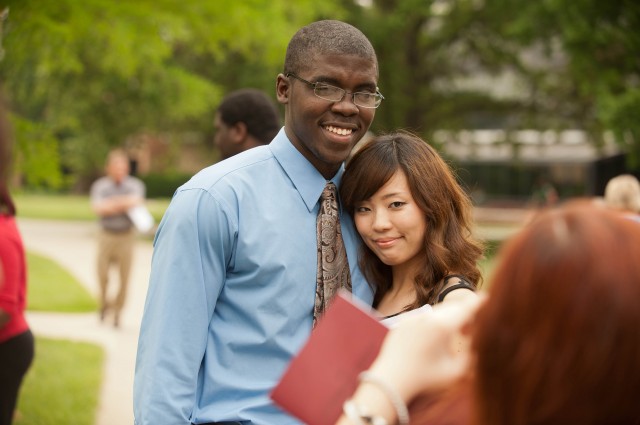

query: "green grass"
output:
14 194 95 221
478 239 501 288
19 252 103 424
479 255 497 289
27 251 98 312
13 193 171 223
14 337 103 425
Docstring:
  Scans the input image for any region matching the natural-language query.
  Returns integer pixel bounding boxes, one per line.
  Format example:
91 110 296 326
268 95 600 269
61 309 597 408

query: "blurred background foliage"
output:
0 0 638 193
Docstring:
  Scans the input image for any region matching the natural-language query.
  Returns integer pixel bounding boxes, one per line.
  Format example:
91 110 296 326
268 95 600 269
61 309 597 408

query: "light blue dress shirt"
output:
134 129 373 425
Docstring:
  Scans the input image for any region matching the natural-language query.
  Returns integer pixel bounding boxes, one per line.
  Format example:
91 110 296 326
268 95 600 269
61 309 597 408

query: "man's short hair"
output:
218 89 281 145
284 20 378 76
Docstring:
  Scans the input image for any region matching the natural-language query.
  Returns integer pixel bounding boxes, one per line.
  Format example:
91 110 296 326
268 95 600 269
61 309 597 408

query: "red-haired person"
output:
336 201 640 425
0 99 34 425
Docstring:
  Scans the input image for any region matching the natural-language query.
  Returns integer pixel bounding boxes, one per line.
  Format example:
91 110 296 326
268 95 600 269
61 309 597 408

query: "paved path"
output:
18 218 152 425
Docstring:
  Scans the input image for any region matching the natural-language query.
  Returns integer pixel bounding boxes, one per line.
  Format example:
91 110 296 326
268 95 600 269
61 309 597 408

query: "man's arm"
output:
90 178 145 217
92 194 142 216
133 188 233 425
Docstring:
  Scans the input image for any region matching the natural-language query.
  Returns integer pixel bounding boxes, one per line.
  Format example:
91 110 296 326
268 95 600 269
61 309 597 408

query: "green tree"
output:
343 0 525 145
478 0 640 157
1 0 344 190
342 0 639 162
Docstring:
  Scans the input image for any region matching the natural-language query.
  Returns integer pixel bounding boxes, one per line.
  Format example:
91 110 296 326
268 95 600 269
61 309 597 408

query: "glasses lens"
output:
354 93 382 108
313 84 345 102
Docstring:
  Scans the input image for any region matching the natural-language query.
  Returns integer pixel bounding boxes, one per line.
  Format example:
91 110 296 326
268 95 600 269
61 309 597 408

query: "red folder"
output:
271 290 389 425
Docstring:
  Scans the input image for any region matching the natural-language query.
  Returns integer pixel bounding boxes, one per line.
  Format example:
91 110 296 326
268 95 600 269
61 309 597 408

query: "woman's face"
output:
353 170 427 271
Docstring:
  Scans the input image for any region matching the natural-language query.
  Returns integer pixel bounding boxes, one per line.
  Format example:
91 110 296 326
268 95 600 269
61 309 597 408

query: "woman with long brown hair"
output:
340 131 483 324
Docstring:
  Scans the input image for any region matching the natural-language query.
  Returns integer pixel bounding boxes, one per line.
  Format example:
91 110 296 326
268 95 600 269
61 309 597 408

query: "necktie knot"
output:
321 182 337 203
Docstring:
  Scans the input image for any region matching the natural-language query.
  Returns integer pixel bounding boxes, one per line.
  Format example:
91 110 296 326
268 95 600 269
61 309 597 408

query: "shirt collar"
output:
270 128 345 212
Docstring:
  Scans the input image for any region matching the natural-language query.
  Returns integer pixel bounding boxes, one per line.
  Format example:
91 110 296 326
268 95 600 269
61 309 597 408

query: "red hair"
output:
473 202 640 425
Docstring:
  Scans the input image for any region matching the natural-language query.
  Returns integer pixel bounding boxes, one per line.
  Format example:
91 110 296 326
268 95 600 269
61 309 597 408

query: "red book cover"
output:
271 290 389 425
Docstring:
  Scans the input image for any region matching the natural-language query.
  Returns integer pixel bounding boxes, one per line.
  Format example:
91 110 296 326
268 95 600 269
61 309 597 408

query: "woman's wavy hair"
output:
473 201 640 425
340 131 483 309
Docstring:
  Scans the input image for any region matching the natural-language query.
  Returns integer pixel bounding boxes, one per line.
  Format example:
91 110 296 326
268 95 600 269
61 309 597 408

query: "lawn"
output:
14 337 104 425
479 255 497 289
12 249 104 424
27 251 97 312
11 192 167 425
13 193 171 223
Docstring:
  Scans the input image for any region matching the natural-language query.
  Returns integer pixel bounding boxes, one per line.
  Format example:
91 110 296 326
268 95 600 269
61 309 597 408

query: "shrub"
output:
140 172 192 198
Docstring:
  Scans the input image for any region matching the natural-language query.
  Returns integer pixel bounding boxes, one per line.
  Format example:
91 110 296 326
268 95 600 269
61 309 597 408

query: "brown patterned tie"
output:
314 182 352 327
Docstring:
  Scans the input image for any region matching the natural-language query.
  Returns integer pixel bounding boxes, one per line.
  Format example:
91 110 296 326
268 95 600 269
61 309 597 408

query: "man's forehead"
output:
301 53 377 74
300 63 378 90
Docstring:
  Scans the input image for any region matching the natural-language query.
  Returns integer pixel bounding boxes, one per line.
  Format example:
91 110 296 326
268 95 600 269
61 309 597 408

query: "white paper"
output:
127 205 155 233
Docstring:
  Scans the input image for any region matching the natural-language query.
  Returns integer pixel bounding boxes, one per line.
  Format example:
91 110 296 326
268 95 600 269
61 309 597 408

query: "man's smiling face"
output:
277 52 378 179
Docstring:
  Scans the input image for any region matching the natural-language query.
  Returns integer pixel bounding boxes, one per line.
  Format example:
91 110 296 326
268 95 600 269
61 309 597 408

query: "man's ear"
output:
230 121 248 143
276 73 290 105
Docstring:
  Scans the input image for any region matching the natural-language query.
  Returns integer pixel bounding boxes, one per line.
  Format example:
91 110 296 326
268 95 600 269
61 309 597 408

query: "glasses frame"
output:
286 73 384 109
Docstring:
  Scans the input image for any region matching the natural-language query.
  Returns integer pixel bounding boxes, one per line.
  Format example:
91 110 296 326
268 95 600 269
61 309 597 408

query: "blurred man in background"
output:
213 88 281 160
90 149 146 328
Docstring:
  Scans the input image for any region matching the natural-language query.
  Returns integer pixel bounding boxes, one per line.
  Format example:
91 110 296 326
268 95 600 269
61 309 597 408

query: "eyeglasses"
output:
286 73 384 109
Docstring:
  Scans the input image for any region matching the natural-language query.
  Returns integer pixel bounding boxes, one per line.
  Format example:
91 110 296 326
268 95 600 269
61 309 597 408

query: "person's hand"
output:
366 294 486 404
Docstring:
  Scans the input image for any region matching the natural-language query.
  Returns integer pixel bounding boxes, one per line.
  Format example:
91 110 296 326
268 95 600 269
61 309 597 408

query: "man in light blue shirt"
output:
134 19 384 425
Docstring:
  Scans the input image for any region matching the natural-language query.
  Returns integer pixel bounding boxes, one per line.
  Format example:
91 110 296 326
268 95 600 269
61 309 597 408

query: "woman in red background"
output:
0 95 34 425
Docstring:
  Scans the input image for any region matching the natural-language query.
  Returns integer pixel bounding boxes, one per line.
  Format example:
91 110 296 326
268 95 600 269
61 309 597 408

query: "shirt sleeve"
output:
89 179 105 207
133 187 235 425
0 219 25 316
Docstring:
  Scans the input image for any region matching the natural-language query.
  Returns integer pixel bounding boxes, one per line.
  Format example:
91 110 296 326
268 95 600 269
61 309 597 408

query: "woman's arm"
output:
336 295 484 425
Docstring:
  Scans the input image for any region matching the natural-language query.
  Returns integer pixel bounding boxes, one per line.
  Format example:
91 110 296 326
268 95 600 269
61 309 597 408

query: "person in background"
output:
213 88 281 160
529 175 559 208
134 19 383 425
0 95 34 425
603 173 640 222
340 131 483 326
90 149 146 328
336 201 640 425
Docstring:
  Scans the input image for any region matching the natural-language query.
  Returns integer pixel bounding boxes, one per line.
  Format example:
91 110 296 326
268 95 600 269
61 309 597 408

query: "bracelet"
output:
358 371 410 425
343 399 389 425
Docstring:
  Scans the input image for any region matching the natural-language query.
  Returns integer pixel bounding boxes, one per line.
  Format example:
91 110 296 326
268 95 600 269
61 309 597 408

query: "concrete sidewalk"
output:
18 218 152 425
